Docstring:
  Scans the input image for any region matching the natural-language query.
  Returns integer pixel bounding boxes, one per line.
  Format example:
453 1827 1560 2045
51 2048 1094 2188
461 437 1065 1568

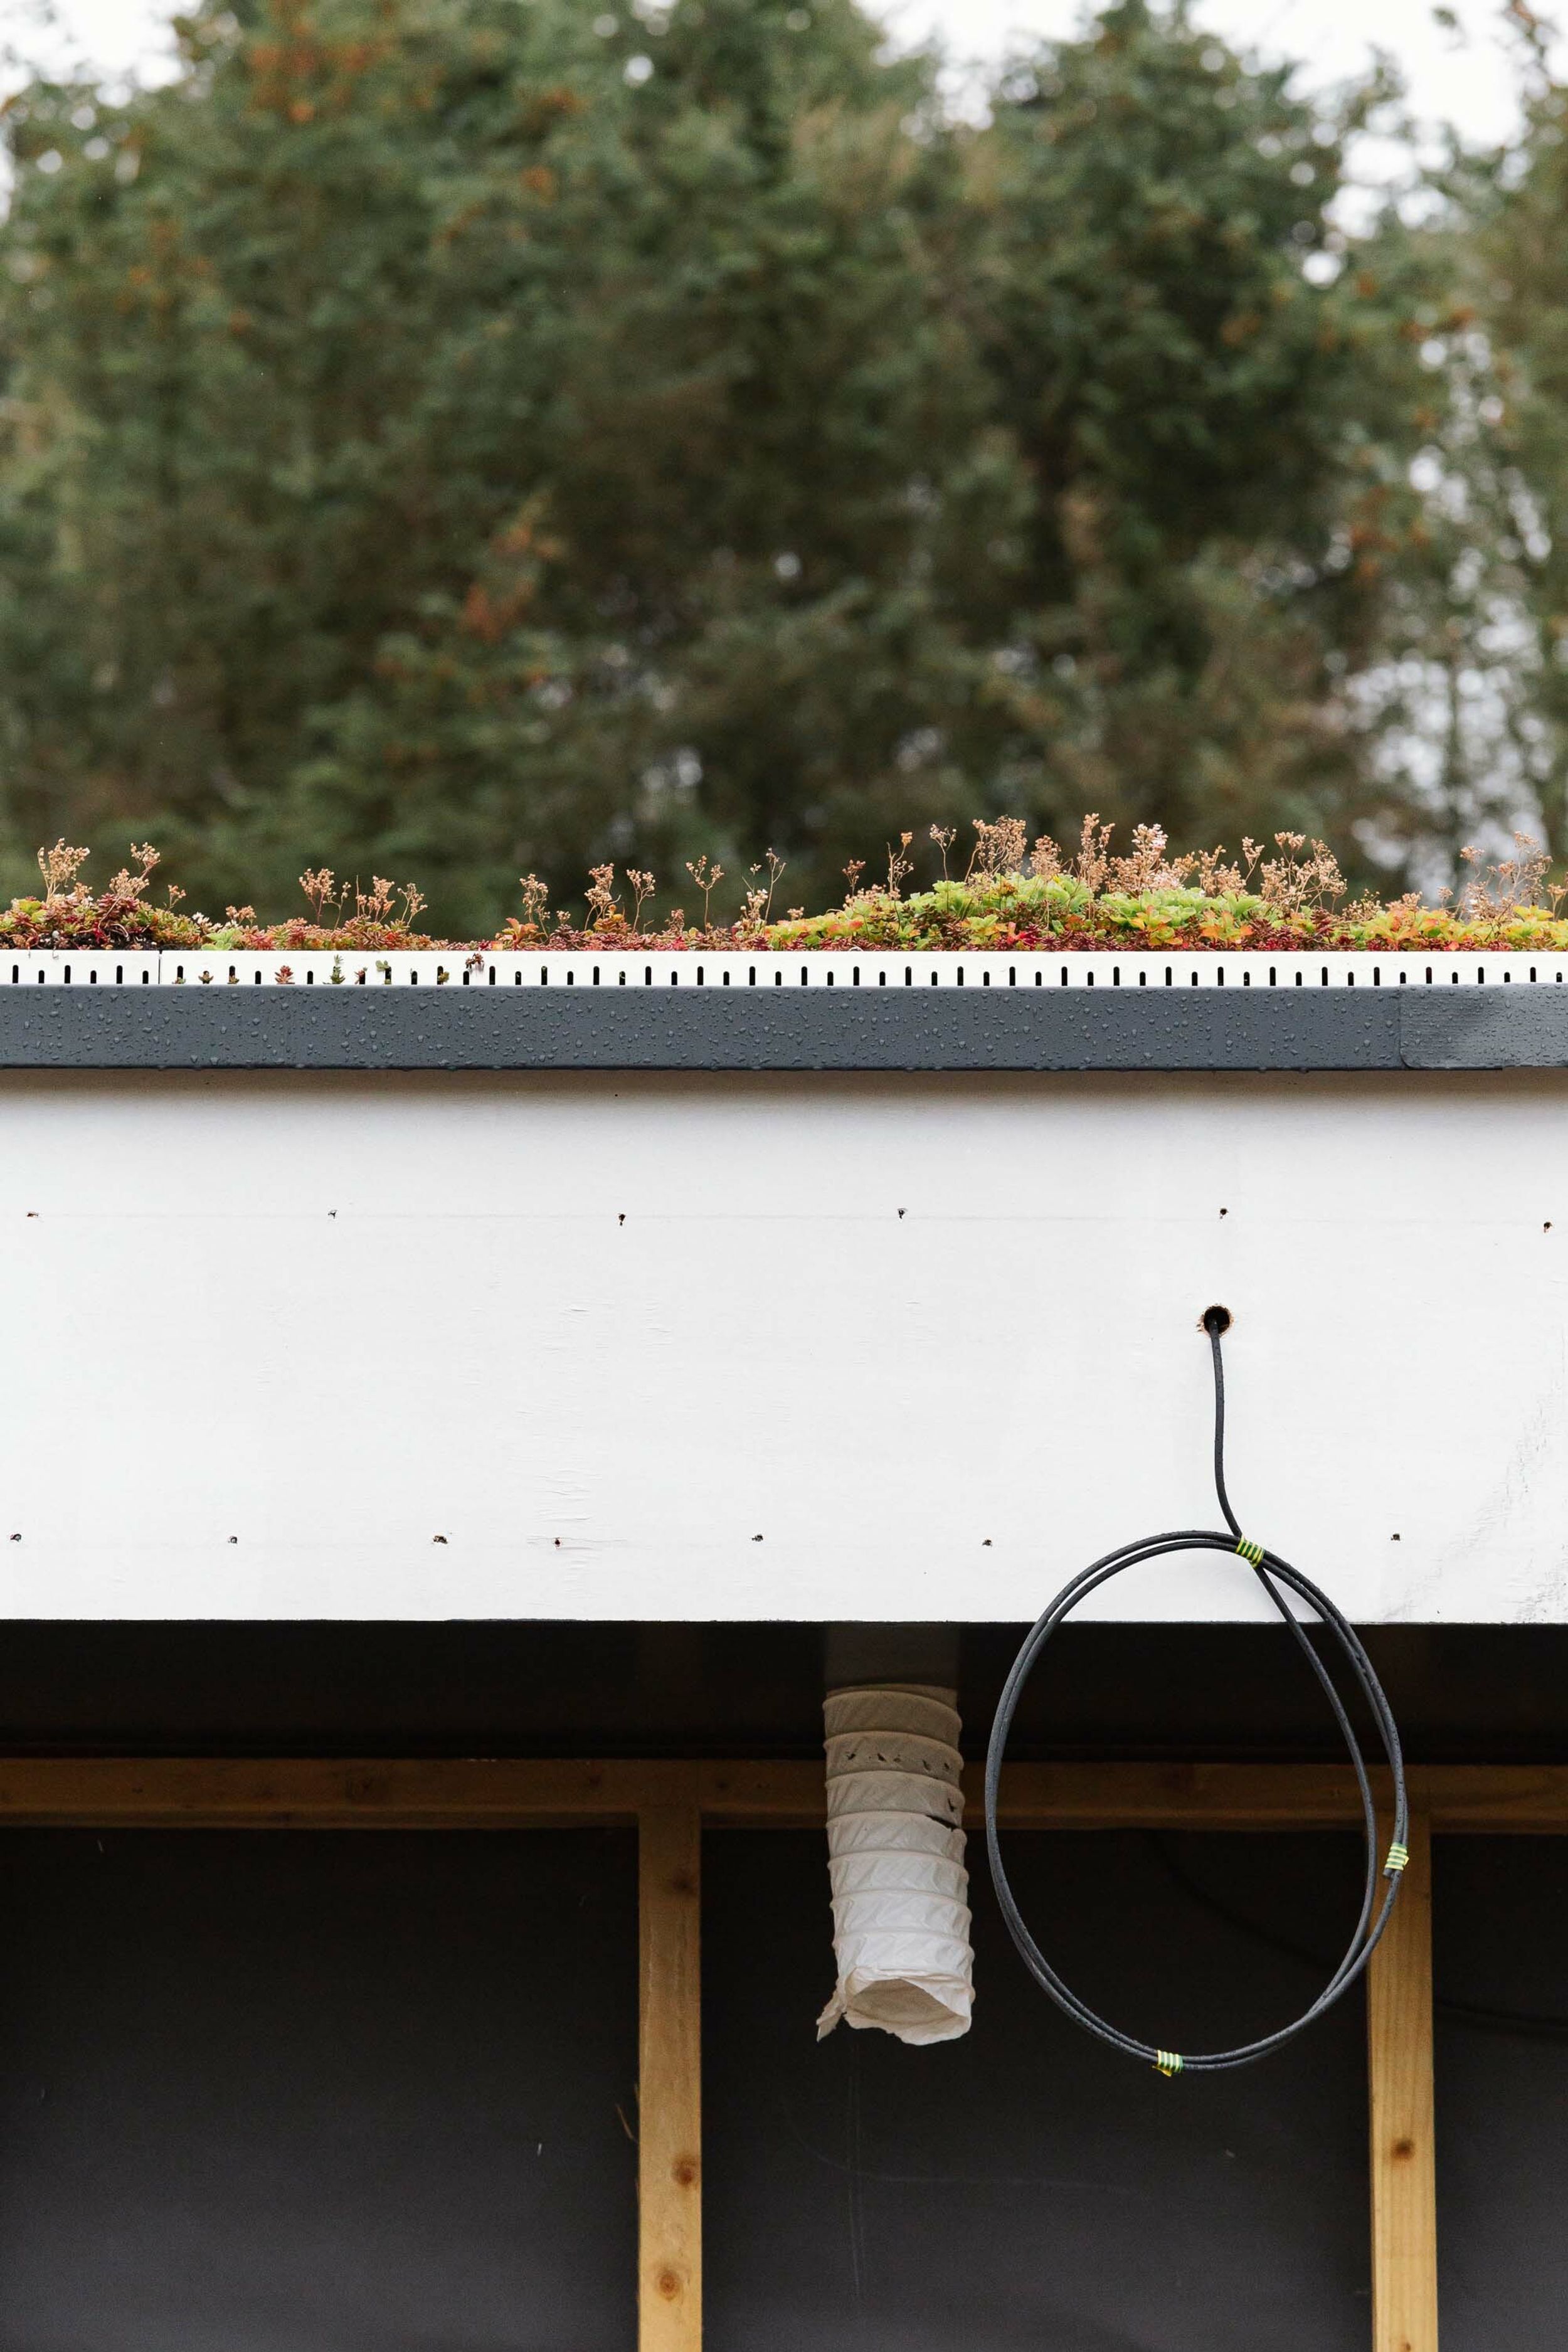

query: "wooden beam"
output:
977 1761 1381 1829
701 1759 1382 1830
702 1758 1568 1835
697 1758 822 1825
1368 1806 1438 2352
639 1788 702 2352
0 1756 684 1827
0 1755 1557 1834
1418 1765 1568 1832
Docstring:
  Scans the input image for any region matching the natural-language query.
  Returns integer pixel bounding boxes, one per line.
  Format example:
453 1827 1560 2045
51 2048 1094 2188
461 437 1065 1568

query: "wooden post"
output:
1368 1805 1438 2352
639 1793 702 2352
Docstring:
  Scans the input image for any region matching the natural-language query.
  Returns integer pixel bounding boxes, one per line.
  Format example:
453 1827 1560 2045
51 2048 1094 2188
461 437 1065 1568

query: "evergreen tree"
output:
0 0 1440 927
1433 48 1568 867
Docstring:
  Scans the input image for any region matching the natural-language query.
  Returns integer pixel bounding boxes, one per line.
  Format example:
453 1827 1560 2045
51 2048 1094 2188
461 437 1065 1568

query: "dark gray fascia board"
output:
0 985 1562 1071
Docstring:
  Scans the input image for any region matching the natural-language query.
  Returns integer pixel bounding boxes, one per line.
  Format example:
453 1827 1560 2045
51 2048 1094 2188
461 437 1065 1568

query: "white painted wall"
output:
0 1069 1561 1624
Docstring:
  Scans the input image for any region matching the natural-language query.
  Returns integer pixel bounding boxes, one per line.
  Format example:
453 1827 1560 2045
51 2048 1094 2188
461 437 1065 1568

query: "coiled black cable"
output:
983 1308 1409 2075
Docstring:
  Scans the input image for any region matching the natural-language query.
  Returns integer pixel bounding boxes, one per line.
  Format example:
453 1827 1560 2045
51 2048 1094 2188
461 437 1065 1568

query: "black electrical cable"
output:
983 1308 1409 2075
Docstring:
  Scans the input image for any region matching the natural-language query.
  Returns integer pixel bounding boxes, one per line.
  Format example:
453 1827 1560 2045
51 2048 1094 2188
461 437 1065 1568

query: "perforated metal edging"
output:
10 947 1568 988
0 968 1565 1069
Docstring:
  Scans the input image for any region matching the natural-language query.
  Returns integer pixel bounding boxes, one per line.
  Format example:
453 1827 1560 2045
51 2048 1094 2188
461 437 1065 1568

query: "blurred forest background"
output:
1 0 1567 931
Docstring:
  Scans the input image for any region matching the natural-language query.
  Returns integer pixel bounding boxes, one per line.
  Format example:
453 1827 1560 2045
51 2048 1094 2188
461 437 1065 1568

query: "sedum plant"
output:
6 820 1568 954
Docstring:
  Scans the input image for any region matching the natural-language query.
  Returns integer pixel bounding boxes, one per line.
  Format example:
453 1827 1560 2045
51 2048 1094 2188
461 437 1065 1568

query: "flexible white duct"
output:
815 1685 974 2046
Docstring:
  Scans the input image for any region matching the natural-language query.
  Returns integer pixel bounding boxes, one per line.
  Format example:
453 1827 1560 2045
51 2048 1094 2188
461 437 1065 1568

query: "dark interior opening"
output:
0 1826 637 2352
0 1619 1559 1762
706 1826 1370 2351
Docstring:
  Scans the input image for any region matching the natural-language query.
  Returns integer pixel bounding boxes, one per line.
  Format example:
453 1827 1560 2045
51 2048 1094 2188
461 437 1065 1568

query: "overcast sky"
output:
8 0 1559 148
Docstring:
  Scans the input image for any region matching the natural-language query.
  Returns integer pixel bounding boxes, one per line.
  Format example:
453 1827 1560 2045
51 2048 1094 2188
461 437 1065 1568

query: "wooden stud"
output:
1368 1806 1438 2352
639 1788 702 2352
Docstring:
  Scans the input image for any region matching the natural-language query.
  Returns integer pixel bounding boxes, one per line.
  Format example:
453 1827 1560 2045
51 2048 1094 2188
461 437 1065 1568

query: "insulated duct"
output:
817 1685 974 2047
